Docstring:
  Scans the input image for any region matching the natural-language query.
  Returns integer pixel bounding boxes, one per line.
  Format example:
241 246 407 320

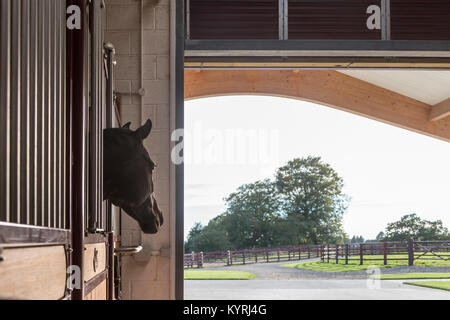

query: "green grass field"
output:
184 270 256 280
371 273 450 280
404 281 450 292
282 253 450 272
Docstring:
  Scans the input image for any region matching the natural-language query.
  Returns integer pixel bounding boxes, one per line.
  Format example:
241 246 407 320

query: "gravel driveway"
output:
200 259 450 280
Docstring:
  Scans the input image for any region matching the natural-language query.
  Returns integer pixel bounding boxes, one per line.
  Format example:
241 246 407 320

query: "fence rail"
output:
184 245 322 268
184 240 450 268
321 239 450 266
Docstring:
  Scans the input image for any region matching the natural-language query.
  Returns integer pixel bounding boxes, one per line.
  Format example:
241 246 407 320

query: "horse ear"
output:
134 119 152 140
122 122 132 130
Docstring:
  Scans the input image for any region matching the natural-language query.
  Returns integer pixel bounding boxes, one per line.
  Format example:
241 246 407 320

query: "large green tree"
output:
275 156 349 244
184 221 231 253
382 213 450 241
185 156 350 252
221 179 282 249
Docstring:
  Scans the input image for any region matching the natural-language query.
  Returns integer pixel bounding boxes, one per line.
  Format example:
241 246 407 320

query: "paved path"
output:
186 260 450 299
201 259 450 280
185 279 450 300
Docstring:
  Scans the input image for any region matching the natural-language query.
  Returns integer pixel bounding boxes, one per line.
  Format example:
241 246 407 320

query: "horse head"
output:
103 119 163 234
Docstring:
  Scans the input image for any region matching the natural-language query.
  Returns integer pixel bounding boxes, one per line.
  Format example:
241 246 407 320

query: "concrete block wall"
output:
104 0 173 300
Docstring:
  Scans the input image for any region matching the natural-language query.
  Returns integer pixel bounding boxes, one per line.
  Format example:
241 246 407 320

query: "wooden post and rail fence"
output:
184 239 450 268
320 238 450 266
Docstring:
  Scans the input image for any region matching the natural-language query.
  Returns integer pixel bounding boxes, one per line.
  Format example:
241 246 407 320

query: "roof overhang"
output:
185 40 450 69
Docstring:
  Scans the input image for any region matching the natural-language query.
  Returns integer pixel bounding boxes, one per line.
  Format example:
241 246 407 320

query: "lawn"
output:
282 253 450 273
404 281 450 292
184 270 256 280
371 273 450 280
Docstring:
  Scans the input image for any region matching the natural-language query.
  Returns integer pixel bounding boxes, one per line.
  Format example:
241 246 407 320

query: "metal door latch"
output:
93 248 99 272
114 246 143 255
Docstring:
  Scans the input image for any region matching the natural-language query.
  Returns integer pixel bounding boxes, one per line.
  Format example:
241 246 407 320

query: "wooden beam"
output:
185 70 450 142
429 98 450 121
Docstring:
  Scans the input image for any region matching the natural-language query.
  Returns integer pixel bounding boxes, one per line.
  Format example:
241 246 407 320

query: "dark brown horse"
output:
103 120 163 234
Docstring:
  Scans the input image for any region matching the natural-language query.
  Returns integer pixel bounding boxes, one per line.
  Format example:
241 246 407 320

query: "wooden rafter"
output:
429 98 450 122
185 70 450 142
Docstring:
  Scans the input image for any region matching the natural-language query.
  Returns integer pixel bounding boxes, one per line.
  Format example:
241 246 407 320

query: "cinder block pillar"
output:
104 0 174 300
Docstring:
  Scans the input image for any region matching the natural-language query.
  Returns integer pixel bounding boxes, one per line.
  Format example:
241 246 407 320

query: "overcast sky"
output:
184 95 450 241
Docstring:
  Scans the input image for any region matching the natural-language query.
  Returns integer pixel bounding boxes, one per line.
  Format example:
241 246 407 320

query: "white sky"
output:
184 95 450 241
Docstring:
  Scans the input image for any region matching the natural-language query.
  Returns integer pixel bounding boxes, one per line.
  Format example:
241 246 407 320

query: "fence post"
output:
255 251 258 263
335 244 339 264
308 246 311 259
345 244 349 265
200 252 204 268
408 238 415 266
277 249 280 262
360 244 363 265
298 247 301 260
288 250 291 261
321 245 324 262
384 242 387 265
227 250 231 266
266 250 269 263
191 251 195 268
327 245 330 263
243 251 246 265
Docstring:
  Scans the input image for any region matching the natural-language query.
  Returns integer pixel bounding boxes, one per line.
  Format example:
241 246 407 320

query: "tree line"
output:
185 156 450 253
185 156 350 253
351 213 450 244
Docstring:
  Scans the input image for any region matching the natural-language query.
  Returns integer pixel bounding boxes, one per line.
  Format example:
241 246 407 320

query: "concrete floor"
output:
185 279 450 300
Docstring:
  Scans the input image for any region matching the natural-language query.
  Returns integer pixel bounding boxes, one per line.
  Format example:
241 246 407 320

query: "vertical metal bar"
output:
185 0 190 40
10 0 21 224
381 0 391 41
55 0 61 229
84 0 89 232
20 0 30 225
175 0 185 301
0 0 11 223
381 0 386 40
97 2 103 230
69 0 87 300
278 0 283 40
36 0 44 226
88 0 98 232
43 0 51 227
50 0 56 228
385 0 391 41
62 0 67 230
29 0 37 226
104 42 115 300
98 0 102 230
283 0 288 40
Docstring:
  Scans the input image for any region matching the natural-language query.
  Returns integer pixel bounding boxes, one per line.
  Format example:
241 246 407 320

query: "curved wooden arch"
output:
185 70 450 142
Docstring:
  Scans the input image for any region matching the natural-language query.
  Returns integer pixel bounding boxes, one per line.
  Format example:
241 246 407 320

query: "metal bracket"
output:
64 244 74 296
0 247 4 262
93 248 99 272
114 246 143 255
